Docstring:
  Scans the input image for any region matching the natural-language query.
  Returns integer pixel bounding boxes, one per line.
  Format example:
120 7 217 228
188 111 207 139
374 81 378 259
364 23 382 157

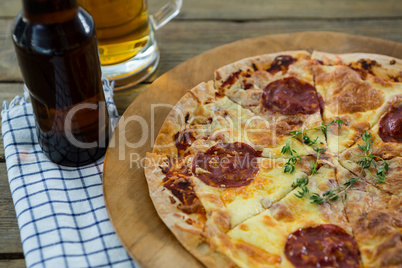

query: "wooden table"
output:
0 0 401 267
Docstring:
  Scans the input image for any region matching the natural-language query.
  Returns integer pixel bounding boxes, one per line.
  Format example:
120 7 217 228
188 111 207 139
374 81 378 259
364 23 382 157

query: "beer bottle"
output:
12 0 110 167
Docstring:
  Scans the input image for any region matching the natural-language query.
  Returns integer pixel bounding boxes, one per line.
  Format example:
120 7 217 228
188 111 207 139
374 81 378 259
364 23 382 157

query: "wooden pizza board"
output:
103 32 402 268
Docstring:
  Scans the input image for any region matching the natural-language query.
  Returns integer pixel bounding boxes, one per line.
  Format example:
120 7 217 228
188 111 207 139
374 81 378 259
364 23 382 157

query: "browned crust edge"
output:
214 50 311 88
152 81 216 157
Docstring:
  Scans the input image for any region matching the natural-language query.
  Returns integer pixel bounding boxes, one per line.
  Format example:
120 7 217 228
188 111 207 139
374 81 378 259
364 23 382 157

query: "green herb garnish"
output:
314 119 344 135
284 156 302 174
310 147 328 175
282 126 388 205
308 131 388 204
292 177 310 198
281 140 296 156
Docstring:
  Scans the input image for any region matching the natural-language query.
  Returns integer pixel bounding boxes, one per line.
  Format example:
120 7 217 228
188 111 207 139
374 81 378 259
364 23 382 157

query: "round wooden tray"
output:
103 32 402 267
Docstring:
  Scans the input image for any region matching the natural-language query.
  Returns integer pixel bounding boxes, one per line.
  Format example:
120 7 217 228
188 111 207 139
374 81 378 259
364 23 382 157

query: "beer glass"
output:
77 0 182 90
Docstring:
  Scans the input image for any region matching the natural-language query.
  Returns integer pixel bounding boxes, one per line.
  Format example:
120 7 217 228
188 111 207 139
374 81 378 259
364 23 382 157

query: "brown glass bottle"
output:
12 0 110 166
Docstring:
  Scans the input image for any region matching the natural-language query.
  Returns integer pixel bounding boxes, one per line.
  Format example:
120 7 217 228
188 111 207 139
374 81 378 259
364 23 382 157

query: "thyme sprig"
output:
284 156 302 174
353 132 389 184
306 131 388 204
281 140 301 174
281 140 296 156
309 176 359 204
314 119 344 135
289 119 344 146
282 120 388 204
289 130 318 146
292 177 309 198
310 147 328 175
281 119 343 175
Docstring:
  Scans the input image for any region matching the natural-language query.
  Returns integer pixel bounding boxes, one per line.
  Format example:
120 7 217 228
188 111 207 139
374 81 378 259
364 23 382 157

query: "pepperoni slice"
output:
285 224 361 268
162 158 204 214
192 142 261 188
379 105 402 143
262 77 320 115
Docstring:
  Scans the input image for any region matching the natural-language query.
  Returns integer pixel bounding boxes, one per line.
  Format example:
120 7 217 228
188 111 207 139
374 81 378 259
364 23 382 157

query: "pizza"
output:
144 51 402 267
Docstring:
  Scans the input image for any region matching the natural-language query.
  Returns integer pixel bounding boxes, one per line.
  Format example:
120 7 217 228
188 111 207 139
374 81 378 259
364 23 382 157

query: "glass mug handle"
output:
150 0 183 31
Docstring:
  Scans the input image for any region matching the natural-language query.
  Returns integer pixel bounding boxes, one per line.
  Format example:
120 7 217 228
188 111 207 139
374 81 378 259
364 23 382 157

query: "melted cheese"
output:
193 158 309 228
200 96 321 158
210 165 352 268
313 61 402 154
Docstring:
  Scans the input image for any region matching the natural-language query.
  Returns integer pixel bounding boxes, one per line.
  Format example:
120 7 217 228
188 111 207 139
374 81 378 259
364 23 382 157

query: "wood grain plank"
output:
155 20 402 76
0 19 20 82
1 0 402 19
174 0 402 20
0 163 23 254
0 83 24 104
0 0 20 18
2 19 402 83
113 83 151 114
0 260 26 268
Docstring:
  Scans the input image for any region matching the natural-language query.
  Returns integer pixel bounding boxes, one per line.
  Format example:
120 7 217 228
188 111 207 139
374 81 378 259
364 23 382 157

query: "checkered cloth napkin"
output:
1 81 137 267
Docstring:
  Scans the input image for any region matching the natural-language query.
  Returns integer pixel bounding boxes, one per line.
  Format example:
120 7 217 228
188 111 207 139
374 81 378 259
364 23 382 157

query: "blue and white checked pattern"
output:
1 81 137 268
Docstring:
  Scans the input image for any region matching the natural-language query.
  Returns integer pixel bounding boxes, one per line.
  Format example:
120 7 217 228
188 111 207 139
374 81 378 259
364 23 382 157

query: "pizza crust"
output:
312 51 402 69
214 50 311 88
312 51 402 87
153 81 216 157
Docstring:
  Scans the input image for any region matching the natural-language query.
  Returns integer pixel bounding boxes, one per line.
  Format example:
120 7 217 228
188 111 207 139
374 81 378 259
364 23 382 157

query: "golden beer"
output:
77 0 151 65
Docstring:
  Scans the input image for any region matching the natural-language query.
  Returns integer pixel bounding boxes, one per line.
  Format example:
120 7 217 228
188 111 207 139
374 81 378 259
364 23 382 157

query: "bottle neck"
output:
22 0 79 24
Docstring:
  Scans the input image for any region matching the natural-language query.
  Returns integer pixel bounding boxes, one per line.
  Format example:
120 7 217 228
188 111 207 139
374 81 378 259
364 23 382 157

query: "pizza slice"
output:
144 153 236 267
214 51 326 152
336 164 402 268
312 51 402 154
339 95 402 160
206 163 361 268
190 142 314 229
338 96 402 195
340 155 402 197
